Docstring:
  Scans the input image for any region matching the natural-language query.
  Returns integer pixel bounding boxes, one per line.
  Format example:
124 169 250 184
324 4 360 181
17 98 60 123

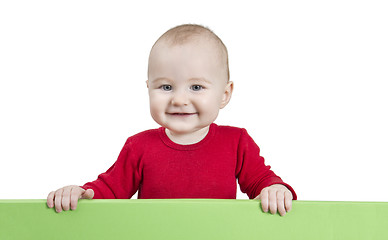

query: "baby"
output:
47 24 297 216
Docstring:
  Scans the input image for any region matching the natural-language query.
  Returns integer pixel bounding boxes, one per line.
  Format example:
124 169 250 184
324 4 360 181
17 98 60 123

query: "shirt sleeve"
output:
81 138 142 199
235 129 297 200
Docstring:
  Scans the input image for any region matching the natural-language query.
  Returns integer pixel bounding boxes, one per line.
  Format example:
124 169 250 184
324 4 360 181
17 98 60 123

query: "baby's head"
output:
147 24 233 143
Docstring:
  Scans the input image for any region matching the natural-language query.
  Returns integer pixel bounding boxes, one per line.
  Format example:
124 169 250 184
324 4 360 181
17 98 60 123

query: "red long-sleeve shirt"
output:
82 123 297 200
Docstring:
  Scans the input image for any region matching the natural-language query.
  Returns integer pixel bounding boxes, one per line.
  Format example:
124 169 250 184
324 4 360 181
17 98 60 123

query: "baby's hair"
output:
150 24 230 81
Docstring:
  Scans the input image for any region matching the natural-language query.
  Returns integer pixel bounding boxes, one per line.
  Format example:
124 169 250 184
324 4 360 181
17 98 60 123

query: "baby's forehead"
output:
151 34 228 68
150 38 228 74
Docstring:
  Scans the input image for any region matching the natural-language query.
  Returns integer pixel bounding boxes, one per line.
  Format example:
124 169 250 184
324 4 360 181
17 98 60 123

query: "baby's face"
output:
147 38 232 138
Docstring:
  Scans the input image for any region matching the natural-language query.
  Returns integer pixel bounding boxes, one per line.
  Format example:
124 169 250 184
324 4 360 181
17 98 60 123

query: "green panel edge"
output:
1 199 387 240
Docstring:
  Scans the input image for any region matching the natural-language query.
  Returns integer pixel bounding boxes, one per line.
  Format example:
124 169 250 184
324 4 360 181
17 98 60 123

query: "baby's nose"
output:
171 91 189 106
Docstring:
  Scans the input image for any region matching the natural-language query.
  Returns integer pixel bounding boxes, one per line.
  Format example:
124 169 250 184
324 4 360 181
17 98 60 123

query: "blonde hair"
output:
149 24 230 81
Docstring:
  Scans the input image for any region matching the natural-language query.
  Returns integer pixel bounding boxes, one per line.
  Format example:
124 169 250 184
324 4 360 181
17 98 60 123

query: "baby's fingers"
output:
47 191 55 208
81 189 94 199
258 189 269 213
61 187 72 211
276 191 286 216
70 187 85 210
268 189 278 215
285 190 293 212
54 188 64 213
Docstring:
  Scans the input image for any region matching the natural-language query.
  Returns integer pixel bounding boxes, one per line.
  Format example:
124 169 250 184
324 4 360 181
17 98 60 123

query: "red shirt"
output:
82 124 297 200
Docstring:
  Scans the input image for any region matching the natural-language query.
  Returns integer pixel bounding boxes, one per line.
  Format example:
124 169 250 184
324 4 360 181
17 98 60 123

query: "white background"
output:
1 0 387 201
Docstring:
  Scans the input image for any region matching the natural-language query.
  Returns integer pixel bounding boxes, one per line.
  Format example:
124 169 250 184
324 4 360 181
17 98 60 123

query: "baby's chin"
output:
166 123 210 133
165 126 200 136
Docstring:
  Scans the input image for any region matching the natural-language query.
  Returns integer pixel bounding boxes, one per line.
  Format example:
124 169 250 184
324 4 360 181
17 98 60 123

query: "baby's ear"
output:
146 80 149 88
220 81 234 109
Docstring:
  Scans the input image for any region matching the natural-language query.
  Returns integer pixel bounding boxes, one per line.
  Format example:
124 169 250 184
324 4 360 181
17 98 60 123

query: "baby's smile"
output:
167 112 198 116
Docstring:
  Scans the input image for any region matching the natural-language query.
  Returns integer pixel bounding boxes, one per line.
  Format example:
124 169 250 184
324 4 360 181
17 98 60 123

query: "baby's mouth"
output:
167 112 197 116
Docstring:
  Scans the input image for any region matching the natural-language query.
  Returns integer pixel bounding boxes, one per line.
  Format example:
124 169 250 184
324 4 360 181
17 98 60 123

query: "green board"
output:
1 199 387 239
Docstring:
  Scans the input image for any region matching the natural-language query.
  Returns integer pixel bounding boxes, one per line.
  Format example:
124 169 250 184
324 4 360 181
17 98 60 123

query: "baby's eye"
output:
191 85 203 91
161 85 172 91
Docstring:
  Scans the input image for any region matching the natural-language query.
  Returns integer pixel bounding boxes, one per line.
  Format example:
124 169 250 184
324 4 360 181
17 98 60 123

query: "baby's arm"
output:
47 185 94 213
254 184 293 216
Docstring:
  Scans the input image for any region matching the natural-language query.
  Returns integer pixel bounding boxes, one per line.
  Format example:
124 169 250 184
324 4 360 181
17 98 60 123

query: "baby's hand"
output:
47 185 94 213
254 184 292 216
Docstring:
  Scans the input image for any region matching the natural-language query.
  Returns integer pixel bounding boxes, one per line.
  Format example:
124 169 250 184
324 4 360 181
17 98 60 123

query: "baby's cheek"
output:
197 95 218 108
198 102 220 120
149 100 164 122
